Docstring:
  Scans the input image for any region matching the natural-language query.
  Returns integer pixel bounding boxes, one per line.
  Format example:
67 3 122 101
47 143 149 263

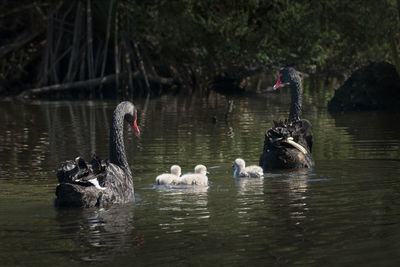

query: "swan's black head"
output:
125 109 140 136
273 67 300 89
117 101 140 136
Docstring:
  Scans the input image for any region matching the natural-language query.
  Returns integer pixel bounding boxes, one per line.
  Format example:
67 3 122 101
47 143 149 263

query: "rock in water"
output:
328 62 400 112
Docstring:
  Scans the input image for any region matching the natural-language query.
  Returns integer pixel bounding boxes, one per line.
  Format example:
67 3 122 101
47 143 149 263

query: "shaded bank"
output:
0 1 272 99
1 1 400 99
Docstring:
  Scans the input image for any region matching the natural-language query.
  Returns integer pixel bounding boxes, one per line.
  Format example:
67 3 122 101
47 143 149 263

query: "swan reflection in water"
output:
235 177 265 196
56 204 143 262
283 170 311 224
155 185 209 234
234 169 312 227
234 176 266 223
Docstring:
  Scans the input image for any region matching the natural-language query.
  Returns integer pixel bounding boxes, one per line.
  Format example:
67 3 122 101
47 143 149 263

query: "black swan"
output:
55 101 140 208
259 67 314 169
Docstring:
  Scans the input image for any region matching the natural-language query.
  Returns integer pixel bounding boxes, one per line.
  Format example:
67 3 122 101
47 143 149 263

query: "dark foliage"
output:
0 1 399 98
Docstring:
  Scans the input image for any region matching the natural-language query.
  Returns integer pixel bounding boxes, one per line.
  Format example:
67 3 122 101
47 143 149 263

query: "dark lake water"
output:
1 79 400 266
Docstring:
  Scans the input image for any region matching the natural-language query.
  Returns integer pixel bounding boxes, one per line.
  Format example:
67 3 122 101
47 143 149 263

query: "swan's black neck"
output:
288 72 302 122
109 102 132 171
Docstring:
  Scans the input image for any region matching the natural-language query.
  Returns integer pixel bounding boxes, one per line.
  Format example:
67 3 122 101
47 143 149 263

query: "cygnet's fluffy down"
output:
156 165 181 185
233 158 263 178
179 164 208 186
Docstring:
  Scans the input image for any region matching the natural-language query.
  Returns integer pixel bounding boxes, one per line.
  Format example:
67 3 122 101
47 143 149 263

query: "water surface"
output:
0 83 399 266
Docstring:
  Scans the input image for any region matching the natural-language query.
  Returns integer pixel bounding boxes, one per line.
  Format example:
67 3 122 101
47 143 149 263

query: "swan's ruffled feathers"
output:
264 119 312 153
260 119 315 169
57 155 108 186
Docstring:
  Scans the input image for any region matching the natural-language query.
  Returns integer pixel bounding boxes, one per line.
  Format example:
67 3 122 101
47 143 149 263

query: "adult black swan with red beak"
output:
55 101 141 208
259 67 314 169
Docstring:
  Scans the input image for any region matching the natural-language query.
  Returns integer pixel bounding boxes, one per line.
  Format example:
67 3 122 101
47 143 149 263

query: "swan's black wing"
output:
55 155 134 208
57 155 107 185
55 155 109 207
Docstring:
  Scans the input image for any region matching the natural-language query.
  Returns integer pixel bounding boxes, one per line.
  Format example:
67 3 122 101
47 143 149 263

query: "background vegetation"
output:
0 0 399 98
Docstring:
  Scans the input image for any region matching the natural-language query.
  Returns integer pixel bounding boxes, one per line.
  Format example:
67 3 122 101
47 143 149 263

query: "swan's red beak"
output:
131 120 140 136
131 110 140 136
273 74 282 89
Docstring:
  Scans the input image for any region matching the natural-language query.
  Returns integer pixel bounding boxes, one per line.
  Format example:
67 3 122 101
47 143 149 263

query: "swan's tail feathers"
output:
264 119 312 152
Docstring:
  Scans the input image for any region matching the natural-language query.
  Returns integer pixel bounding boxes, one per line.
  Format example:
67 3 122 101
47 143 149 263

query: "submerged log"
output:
19 73 118 98
18 71 175 98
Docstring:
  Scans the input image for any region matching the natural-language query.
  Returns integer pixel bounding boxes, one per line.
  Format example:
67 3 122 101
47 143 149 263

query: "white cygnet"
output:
156 165 181 185
233 158 263 178
179 164 208 186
